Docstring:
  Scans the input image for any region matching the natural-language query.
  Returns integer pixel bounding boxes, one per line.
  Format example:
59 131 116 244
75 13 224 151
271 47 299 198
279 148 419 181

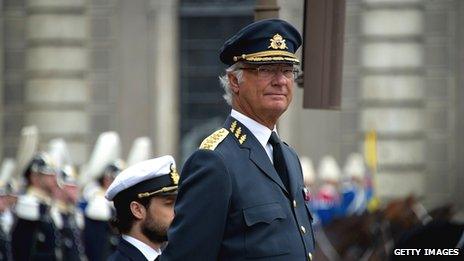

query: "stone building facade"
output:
1 0 463 210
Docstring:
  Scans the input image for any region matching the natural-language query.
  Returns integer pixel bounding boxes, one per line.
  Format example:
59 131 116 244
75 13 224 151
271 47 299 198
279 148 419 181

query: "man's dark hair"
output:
110 194 152 234
97 175 105 187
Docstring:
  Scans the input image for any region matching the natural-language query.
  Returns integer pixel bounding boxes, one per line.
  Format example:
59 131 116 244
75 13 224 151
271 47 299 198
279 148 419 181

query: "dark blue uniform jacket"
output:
108 238 148 261
161 117 315 261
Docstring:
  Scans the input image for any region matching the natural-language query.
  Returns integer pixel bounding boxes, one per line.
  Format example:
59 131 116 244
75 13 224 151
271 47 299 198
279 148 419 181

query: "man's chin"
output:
142 226 168 244
265 103 289 116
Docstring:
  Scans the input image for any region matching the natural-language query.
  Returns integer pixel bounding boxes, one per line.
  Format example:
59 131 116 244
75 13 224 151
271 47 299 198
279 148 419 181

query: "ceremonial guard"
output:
83 160 123 261
313 155 342 225
0 187 14 261
81 131 124 261
105 156 178 261
340 153 370 216
161 19 315 261
51 165 85 261
0 159 17 261
11 153 60 260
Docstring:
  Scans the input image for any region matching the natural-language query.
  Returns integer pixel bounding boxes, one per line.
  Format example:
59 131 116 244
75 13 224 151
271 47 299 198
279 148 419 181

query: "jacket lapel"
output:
118 238 148 261
281 145 302 198
224 116 289 195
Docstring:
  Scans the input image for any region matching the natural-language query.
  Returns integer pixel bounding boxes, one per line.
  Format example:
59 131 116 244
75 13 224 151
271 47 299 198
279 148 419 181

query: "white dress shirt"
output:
231 109 277 163
122 234 161 261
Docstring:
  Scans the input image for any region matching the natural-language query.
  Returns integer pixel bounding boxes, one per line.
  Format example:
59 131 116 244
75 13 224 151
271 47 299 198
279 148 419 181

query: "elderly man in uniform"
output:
105 155 178 261
160 19 315 261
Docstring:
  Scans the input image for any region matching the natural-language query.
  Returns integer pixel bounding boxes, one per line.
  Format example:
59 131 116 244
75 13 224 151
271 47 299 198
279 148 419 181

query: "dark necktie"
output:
269 131 289 189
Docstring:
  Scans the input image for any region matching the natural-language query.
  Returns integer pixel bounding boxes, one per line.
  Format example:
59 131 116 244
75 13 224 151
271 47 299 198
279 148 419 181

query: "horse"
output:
312 212 378 261
312 195 457 260
391 220 464 260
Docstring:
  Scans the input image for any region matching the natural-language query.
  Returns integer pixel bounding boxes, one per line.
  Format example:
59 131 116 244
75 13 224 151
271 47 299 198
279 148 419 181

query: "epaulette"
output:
1 210 14 234
50 205 63 229
75 209 85 229
82 181 100 201
199 128 229 150
85 194 112 221
15 194 40 221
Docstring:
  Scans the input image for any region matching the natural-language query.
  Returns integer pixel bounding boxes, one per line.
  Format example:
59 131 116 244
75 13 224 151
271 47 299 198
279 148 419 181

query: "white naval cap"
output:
105 155 179 202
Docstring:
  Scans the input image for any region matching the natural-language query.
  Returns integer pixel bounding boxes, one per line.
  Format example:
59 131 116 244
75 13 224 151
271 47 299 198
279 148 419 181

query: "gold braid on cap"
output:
136 164 180 199
137 186 178 199
233 50 299 63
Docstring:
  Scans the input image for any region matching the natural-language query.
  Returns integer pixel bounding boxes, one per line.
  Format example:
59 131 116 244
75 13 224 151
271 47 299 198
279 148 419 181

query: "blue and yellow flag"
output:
364 130 380 211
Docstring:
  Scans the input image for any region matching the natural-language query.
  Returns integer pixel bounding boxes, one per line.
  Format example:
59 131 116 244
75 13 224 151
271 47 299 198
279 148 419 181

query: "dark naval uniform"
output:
51 202 85 261
11 189 58 261
108 239 149 261
161 117 315 261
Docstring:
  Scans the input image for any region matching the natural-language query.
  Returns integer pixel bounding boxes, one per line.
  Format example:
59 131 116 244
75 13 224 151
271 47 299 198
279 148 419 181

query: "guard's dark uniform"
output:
11 192 58 261
0 216 11 261
161 117 315 261
83 188 118 261
108 238 148 261
52 204 85 261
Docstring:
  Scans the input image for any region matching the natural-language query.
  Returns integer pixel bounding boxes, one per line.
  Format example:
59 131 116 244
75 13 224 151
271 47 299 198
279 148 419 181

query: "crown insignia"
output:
268 34 288 50
170 164 179 185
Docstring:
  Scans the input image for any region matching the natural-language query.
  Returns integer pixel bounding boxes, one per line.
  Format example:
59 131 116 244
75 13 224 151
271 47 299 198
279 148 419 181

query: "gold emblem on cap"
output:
268 34 288 50
170 164 179 185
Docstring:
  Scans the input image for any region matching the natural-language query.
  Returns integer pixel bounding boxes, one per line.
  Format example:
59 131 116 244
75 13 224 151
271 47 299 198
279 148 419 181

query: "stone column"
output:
149 0 180 157
360 0 425 199
25 0 88 164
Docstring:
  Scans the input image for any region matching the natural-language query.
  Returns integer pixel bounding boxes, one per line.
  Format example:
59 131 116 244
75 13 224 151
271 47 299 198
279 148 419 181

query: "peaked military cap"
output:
105 155 179 202
57 165 77 188
24 152 58 178
102 159 125 179
219 18 302 66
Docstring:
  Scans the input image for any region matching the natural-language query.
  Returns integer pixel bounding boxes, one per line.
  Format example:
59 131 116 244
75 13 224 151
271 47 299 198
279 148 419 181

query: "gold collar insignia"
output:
230 121 247 145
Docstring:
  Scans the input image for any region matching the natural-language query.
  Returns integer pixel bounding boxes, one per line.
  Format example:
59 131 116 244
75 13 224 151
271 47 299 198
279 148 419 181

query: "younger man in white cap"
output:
105 155 179 261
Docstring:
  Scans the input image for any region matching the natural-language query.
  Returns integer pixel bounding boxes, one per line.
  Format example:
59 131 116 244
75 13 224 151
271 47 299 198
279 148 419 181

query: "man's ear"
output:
228 73 240 93
130 201 146 220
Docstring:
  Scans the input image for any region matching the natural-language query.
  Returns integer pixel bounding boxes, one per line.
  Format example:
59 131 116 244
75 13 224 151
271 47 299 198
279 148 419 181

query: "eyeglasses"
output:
240 65 299 80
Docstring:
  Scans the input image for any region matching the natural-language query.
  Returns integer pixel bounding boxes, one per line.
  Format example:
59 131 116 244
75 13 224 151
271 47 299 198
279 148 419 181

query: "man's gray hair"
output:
219 62 244 106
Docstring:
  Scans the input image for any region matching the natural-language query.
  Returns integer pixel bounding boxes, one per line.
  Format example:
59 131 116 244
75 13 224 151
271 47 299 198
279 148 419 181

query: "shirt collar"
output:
231 109 277 148
122 234 161 261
